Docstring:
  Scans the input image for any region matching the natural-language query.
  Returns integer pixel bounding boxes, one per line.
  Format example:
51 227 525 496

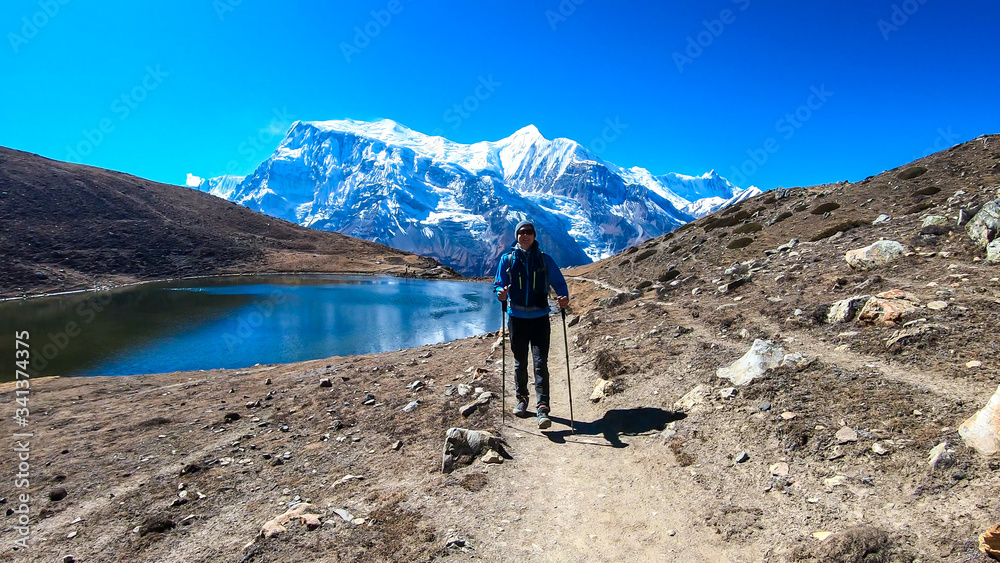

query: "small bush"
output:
727 237 754 249
734 222 763 234
809 219 868 241
810 201 841 214
897 166 928 180
595 349 625 379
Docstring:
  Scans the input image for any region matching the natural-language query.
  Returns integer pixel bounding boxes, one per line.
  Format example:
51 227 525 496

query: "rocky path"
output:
470 312 759 562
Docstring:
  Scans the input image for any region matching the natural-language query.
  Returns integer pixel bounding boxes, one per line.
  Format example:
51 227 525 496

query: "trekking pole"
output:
561 307 574 434
501 300 507 426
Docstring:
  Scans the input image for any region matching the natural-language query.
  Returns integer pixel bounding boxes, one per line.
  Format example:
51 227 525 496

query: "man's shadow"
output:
543 407 685 448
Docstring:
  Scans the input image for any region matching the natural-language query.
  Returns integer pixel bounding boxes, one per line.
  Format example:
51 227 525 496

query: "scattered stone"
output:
776 238 799 252
49 487 68 502
871 214 890 225
827 295 871 324
835 427 858 444
442 428 505 473
674 385 711 411
402 400 421 413
926 301 948 310
264 378 272 385
823 475 847 488
780 412 796 420
845 240 906 271
362 394 376 406
668 529 677 537
331 475 364 489
223 412 241 423
568 315 580 327
406 380 424 390
63 557 76 563
922 215 949 228
871 442 889 456
928 441 955 470
967 361 983 369
980 525 1000 560
734 451 750 463
392 440 403 451
457 384 473 397
260 503 323 538
66 531 77 539
716 339 790 386
482 449 503 464
959 385 1000 455
590 379 617 402
718 277 751 294
758 402 772 412
332 508 355 522
445 537 472 550
319 378 332 388
459 392 494 417
139 516 176 536
719 387 736 399
769 462 789 477
813 531 833 541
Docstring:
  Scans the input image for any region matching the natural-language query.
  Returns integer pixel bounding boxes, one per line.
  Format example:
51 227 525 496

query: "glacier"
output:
196 118 760 276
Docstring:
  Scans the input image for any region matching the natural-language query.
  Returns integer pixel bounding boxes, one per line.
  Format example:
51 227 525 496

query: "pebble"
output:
319 378 332 388
402 400 420 413
392 440 403 451
66 531 77 539
871 442 889 455
63 557 76 563
668 530 676 537
49 487 68 502
780 412 796 420
967 360 983 369
734 451 750 463
926 301 948 310
362 394 376 406
758 402 772 412
264 378 272 385
769 462 789 477
720 387 736 399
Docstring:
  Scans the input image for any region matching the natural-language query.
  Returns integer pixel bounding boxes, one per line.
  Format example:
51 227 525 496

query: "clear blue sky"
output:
2 0 998 191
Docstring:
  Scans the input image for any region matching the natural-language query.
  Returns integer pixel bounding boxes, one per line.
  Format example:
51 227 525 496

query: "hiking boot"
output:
536 405 552 430
513 397 529 418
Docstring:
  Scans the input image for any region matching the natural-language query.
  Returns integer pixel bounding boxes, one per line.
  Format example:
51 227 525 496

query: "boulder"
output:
966 199 1000 247
442 428 505 473
921 215 949 228
959 385 1000 456
716 339 785 386
857 291 918 325
827 295 871 323
459 392 494 417
980 525 1000 560
845 240 906 270
988 239 1000 263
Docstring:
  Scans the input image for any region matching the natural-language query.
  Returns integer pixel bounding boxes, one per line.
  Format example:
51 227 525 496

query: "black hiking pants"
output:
508 314 550 408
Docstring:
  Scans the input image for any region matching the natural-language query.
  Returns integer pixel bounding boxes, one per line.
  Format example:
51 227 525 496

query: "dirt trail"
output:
471 312 757 562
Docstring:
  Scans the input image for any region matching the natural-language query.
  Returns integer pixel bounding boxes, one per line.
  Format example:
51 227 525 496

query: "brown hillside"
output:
0 148 455 299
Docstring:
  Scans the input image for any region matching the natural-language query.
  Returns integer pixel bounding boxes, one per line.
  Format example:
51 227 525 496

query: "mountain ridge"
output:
197 119 760 275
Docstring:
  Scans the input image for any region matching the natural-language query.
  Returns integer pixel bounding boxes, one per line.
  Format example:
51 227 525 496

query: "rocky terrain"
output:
0 147 456 300
2 135 1000 562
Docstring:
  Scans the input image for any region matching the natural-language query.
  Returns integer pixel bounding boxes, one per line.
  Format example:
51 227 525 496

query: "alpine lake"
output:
1 275 500 382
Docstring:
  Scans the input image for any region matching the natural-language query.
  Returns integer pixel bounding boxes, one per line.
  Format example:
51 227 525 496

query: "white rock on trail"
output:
674 384 711 411
716 339 809 386
959 385 1000 455
827 295 871 324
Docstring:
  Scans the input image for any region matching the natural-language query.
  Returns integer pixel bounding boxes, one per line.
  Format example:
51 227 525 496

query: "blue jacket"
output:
493 243 569 318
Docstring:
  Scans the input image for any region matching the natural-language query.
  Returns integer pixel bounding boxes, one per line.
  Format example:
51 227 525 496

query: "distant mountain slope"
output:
0 148 451 298
197 119 759 275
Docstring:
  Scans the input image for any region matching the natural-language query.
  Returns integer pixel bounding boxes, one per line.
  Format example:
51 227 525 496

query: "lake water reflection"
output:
0 275 500 380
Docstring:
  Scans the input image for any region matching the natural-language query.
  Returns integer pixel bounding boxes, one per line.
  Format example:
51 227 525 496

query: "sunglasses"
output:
517 229 535 236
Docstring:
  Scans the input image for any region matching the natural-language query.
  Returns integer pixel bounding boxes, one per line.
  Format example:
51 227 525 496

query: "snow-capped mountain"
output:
197 119 759 275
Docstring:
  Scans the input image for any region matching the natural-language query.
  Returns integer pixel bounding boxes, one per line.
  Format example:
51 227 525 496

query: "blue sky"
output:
2 0 998 191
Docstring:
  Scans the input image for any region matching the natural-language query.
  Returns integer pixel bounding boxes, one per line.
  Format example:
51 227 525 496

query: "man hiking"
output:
494 219 570 429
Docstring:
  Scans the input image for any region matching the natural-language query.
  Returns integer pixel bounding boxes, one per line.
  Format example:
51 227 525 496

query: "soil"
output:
2 135 1000 561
